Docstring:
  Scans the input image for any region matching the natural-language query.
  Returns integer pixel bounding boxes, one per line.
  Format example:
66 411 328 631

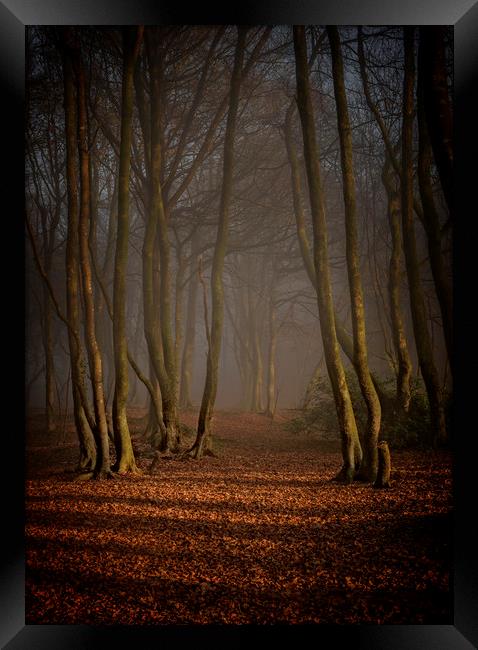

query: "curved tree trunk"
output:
142 28 180 452
382 158 413 413
61 29 97 471
293 25 362 483
284 102 389 413
191 27 248 459
112 26 143 473
76 52 111 477
327 26 381 483
401 28 447 447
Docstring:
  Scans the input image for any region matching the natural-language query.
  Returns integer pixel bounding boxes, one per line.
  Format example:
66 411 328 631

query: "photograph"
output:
1 0 477 648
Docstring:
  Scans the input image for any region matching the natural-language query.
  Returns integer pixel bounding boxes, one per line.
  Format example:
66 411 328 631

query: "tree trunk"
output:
143 28 179 452
179 236 200 409
76 51 111 477
293 25 362 483
382 158 413 413
417 36 453 368
191 27 248 458
174 243 186 404
284 101 390 413
42 281 56 433
112 26 143 473
374 441 391 488
61 28 96 472
265 296 277 419
418 27 452 215
327 26 381 483
401 27 447 447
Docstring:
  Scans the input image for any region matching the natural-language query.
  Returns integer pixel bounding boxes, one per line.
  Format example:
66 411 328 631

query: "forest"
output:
25 25 453 625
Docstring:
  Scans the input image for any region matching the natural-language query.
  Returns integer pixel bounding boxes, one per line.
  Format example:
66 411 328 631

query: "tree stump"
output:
374 440 391 488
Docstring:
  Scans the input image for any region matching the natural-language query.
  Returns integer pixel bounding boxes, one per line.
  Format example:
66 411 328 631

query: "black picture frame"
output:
4 0 477 647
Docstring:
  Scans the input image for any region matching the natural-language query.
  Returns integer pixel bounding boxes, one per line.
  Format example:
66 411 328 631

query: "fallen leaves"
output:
25 410 452 624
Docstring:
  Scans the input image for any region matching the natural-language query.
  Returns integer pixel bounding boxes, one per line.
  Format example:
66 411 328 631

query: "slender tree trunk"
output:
294 25 362 483
284 102 389 412
417 37 453 368
42 281 56 433
112 26 143 473
265 296 277 418
327 26 381 482
191 27 248 458
174 244 186 402
179 237 200 409
401 28 447 447
143 28 179 452
61 29 96 471
76 52 111 477
382 158 413 413
418 27 453 215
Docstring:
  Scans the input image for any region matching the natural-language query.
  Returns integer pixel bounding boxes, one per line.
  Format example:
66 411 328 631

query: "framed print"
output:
3 0 477 647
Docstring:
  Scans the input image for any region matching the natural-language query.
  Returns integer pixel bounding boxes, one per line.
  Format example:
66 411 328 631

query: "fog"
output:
25 25 451 435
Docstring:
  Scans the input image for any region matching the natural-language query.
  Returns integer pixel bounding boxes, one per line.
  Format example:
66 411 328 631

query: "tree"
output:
190 26 248 458
417 29 453 367
294 25 362 483
327 25 381 482
381 156 413 412
75 41 111 477
400 27 447 447
418 27 453 216
60 27 97 470
112 26 144 473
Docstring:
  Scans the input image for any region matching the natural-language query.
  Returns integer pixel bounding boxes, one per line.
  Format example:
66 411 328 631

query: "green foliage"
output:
287 371 449 449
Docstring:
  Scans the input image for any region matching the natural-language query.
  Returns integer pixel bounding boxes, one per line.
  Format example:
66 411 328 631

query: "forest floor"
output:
25 409 452 625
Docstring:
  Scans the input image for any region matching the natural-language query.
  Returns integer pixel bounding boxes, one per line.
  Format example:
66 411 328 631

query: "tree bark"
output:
142 28 180 452
327 26 381 482
418 27 453 215
61 29 96 471
284 102 389 413
265 296 277 419
191 27 248 458
293 25 362 483
179 235 200 409
374 441 391 488
401 27 447 447
76 50 111 477
417 34 453 368
381 158 413 413
112 26 143 473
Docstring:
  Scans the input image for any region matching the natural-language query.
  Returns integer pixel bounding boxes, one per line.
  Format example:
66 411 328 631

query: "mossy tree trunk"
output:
191 27 248 459
112 26 143 473
142 28 180 453
381 158 413 413
401 27 447 447
293 25 362 483
284 102 389 414
61 28 96 471
75 49 111 477
327 26 381 483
